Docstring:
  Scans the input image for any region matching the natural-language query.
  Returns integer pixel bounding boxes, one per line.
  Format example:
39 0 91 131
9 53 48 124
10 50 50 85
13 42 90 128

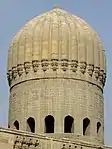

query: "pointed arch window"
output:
97 122 101 135
27 117 35 133
83 118 90 135
64 115 74 133
14 120 19 130
45 115 54 133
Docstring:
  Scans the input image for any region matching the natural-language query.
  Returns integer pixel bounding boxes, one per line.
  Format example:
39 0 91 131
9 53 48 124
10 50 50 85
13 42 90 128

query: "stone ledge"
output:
0 128 105 146
7 60 106 89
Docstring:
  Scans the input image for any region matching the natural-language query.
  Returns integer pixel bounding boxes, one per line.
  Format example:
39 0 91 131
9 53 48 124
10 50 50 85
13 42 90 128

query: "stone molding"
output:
7 60 106 89
0 128 107 149
13 136 39 149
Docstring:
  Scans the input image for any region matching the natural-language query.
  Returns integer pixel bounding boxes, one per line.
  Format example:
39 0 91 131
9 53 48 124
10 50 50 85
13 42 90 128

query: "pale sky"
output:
0 0 112 146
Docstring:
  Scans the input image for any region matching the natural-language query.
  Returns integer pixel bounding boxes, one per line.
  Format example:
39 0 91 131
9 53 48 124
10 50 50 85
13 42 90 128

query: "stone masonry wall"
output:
0 128 111 149
9 78 104 144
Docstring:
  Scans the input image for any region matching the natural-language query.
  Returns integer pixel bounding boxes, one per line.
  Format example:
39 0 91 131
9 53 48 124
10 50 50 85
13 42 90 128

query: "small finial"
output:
53 4 61 9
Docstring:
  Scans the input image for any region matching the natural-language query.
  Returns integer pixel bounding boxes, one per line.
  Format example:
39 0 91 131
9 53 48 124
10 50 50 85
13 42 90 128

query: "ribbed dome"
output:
7 7 106 88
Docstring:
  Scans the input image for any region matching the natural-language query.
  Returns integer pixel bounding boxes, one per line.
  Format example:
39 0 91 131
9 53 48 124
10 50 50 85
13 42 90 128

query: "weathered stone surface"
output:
7 8 106 88
0 128 111 149
1 6 111 149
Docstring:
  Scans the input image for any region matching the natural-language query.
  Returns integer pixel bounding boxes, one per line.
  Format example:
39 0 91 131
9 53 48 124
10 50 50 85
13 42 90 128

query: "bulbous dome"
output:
7 7 106 88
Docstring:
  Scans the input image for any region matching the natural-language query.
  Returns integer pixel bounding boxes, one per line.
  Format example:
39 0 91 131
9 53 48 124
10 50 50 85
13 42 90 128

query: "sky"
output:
0 0 112 146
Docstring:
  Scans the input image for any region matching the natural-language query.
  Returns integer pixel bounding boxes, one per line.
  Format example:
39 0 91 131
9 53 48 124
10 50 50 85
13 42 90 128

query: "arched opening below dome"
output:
13 120 19 130
27 117 35 133
83 118 90 136
44 115 54 133
64 116 74 133
97 122 101 136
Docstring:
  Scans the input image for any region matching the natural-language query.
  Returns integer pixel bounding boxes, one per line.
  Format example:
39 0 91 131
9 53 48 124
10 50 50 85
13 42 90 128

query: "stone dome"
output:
7 7 106 88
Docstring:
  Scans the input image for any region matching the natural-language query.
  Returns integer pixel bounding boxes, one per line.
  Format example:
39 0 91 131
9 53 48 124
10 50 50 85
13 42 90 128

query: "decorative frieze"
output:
103 73 106 85
69 145 72 149
70 60 78 72
87 64 94 77
17 64 24 76
8 70 12 81
7 71 11 86
62 144 66 149
24 62 31 74
51 59 58 71
79 62 86 74
41 60 49 71
93 67 100 80
61 59 68 71
13 136 39 149
7 60 106 88
61 144 82 149
32 60 39 72
99 70 104 83
12 67 18 79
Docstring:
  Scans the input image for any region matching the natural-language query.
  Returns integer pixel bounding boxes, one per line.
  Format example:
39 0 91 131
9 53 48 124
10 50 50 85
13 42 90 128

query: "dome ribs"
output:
7 8 106 88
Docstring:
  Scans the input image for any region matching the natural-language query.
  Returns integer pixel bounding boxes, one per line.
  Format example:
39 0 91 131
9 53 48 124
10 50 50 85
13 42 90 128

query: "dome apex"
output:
53 4 61 9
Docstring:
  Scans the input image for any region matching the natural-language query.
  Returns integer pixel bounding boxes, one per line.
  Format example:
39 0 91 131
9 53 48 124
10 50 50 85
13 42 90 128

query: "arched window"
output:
64 115 74 133
97 122 101 135
45 115 54 133
27 117 35 133
14 120 19 130
83 118 90 136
